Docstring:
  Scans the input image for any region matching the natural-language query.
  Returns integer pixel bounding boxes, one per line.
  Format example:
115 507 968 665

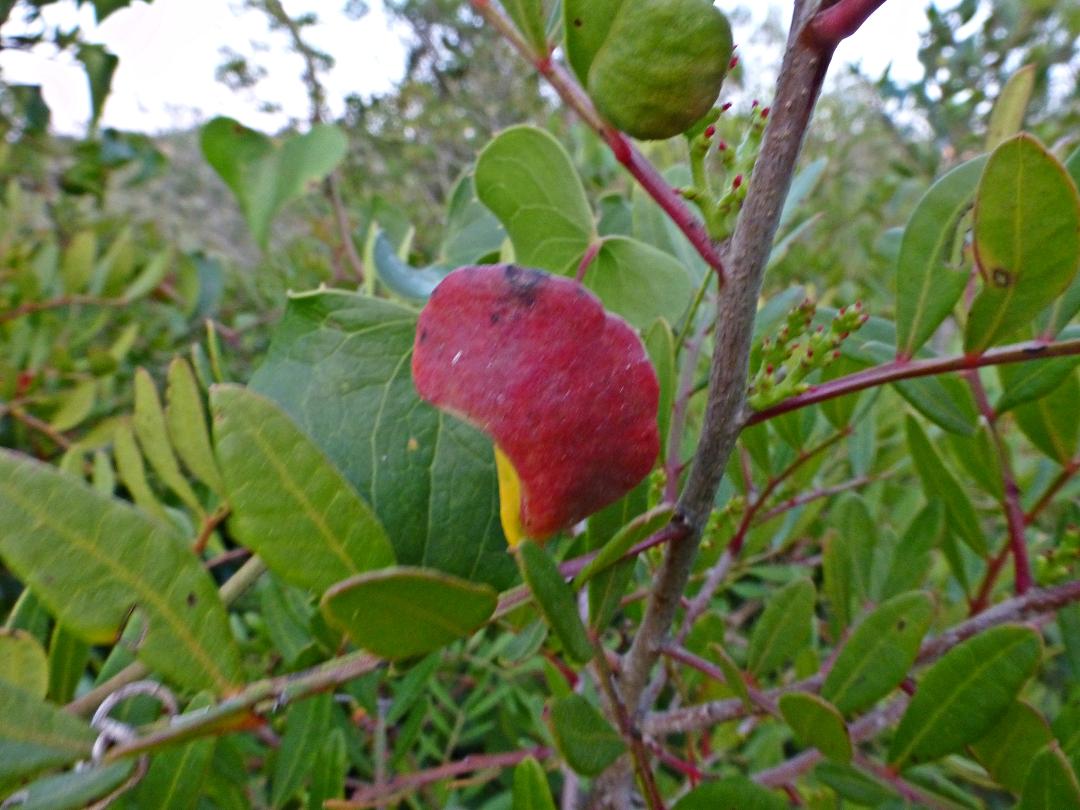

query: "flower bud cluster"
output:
747 299 868 410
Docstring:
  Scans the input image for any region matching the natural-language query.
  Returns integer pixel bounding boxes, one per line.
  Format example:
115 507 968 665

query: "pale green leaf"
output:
513 756 557 810
549 694 626 777
0 629 48 697
0 679 96 786
747 577 815 677
778 692 852 763
166 357 226 499
134 367 202 515
985 64 1036 150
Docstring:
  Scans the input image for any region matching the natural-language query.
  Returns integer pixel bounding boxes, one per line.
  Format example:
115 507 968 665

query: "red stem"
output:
746 337 1080 426
1025 457 1080 525
808 0 890 49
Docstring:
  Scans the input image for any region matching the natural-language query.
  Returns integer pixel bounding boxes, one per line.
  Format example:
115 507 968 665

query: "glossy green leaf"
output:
778 692 852 763
475 125 595 272
134 367 202 514
585 236 692 329
519 539 593 664
822 591 934 716
166 358 225 499
200 117 348 249
1019 744 1080 810
549 694 626 777
133 693 216 810
970 700 1053 794
1013 370 1080 464
966 135 1080 353
0 450 242 693
513 756 557 810
896 156 986 357
321 567 497 660
0 679 96 786
13 761 134 810
272 693 333 808
0 629 48 697
985 64 1035 150
212 385 395 593
905 416 987 555
889 625 1042 768
672 776 787 810
250 290 515 589
747 577 816 677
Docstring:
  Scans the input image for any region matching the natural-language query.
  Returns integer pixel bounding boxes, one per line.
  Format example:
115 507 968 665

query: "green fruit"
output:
566 0 733 140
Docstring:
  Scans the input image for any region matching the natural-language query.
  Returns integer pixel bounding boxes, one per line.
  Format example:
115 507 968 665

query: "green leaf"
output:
644 318 676 454
512 756 557 810
970 701 1053 794
0 679 96 786
321 567 497 660
708 643 751 710
549 694 626 777
986 64 1036 150
132 693 216 810
672 776 787 810
1019 745 1080 810
0 629 48 697
822 591 934 716
585 236 692 329
889 625 1042 768
371 231 451 302
519 539 593 664
778 692 852 763
46 626 89 704
814 762 896 806
50 380 97 432
75 44 117 131
12 761 134 810
0 450 242 693
475 125 594 273
997 337 1080 413
307 728 346 810
966 135 1080 353
113 419 166 521
905 416 987 555
200 117 348 249
746 577 816 677
583 484 650 630
134 367 202 515
122 248 171 302
211 385 395 593
1013 370 1080 464
503 0 548 52
563 0 623 84
896 155 987 357
439 172 506 266
250 290 515 589
166 358 226 499
879 503 942 600
271 693 333 808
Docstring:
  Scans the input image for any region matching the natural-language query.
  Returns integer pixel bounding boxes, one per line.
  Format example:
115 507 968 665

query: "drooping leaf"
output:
250 290 515 589
1012 370 1080 464
746 578 816 677
0 679 96 787
905 416 987 555
822 591 934 716
549 694 626 777
271 693 333 808
889 625 1042 768
321 567 497 660
134 367 202 515
11 761 135 810
0 629 48 697
0 450 242 693
966 135 1080 353
165 357 226 499
970 701 1054 794
200 117 348 249
1018 744 1080 810
778 692 852 763
512 756 557 810
672 776 787 810
519 539 593 664
895 156 987 357
212 385 395 593
371 231 452 302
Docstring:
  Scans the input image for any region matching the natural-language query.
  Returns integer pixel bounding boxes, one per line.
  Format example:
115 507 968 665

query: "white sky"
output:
0 1 933 136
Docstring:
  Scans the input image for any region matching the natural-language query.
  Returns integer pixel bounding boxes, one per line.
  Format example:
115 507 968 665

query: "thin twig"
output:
7 406 73 450
0 294 127 325
1025 457 1080 525
747 337 1080 426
